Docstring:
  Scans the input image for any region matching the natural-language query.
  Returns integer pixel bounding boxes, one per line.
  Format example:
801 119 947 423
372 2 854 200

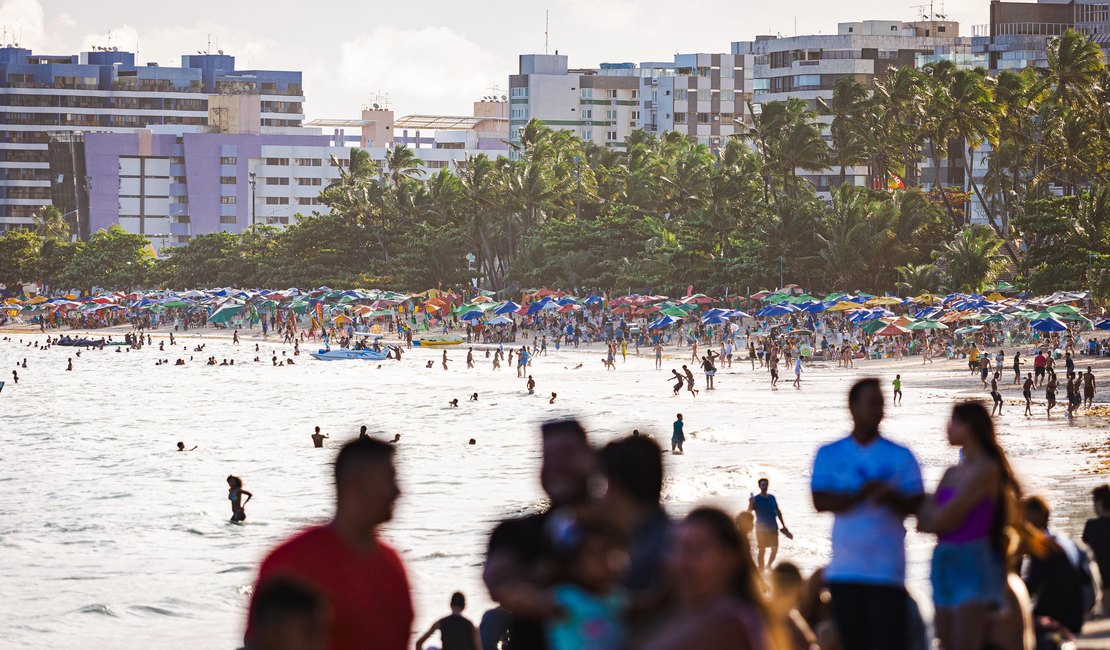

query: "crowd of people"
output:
242 379 1109 650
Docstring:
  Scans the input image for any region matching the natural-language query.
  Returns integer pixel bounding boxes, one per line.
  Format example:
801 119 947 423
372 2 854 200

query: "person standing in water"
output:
1084 366 1097 409
466 348 474 369
228 475 253 523
671 413 685 454
1023 373 1034 417
442 350 449 371
748 477 790 571
892 374 903 405
654 341 664 370
312 426 330 448
990 372 1003 416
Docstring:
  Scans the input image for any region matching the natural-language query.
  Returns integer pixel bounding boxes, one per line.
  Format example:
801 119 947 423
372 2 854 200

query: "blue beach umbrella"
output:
1095 319 1110 331
649 315 679 329
495 301 521 315
1030 318 1068 332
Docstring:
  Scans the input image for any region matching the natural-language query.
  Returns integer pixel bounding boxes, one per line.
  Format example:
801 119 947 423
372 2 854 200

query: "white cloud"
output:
337 26 502 116
56 11 76 28
0 0 44 46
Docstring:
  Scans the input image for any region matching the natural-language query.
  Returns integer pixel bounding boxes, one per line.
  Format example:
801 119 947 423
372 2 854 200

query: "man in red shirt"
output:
246 438 413 650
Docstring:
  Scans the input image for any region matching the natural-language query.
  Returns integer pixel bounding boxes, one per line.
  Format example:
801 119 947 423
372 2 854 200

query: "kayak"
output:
414 335 464 347
309 348 390 361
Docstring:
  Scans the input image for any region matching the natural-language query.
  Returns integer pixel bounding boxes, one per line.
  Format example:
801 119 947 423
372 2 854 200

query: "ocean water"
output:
1 331 1104 648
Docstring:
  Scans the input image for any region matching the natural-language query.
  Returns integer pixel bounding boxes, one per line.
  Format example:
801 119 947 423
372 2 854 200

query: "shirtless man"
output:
670 369 685 396
1023 373 1034 416
442 350 449 371
654 341 664 370
466 348 474 369
1084 366 1097 409
683 365 699 397
311 426 329 448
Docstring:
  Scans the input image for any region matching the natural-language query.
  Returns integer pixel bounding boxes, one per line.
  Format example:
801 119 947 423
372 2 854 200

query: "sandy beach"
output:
2 323 1108 649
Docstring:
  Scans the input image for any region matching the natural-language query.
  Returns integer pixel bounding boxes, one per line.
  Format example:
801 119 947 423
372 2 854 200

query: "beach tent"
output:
1030 318 1068 332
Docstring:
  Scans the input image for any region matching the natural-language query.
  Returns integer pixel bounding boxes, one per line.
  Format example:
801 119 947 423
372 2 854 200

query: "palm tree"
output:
33 206 71 241
822 77 869 187
895 263 942 295
1046 29 1104 109
814 186 895 289
933 224 1006 292
455 154 499 288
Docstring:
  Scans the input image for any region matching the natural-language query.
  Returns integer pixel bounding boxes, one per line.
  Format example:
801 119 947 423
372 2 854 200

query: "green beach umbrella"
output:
906 319 948 330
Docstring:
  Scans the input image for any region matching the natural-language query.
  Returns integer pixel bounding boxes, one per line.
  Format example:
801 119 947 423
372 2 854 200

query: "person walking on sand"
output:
1084 366 1097 409
1023 373 1034 416
671 413 686 454
990 372 1003 416
1046 371 1058 418
892 374 903 405
654 341 663 370
792 356 802 389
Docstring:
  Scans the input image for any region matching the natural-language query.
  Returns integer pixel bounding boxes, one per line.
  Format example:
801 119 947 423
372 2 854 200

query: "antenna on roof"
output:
544 9 550 54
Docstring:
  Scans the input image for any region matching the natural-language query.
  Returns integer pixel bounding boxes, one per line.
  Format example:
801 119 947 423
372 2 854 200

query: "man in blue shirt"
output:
748 478 788 570
811 378 924 650
671 413 685 454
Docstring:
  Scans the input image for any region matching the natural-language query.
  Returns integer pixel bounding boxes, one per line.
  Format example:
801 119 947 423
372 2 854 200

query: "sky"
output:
1 0 991 120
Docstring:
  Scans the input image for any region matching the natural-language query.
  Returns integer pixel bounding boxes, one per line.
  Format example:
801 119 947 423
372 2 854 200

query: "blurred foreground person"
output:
246 438 411 650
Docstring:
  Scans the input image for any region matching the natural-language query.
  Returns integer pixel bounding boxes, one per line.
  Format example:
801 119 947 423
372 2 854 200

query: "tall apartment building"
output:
973 0 1110 70
0 46 304 233
509 52 749 152
509 54 640 153
732 20 971 192
639 53 753 150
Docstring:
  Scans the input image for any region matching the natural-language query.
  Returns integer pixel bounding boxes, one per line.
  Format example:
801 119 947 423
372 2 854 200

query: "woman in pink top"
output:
640 508 776 650
920 402 1023 650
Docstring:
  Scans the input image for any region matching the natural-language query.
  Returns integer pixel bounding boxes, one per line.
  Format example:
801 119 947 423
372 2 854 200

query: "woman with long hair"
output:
640 507 776 650
920 402 1024 650
227 475 253 523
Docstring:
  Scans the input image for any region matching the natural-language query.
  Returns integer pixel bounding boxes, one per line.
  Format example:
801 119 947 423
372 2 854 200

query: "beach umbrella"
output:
980 313 1010 324
649 315 679 329
701 315 729 326
495 301 521 315
865 296 903 307
207 303 244 324
726 310 752 319
860 319 889 335
557 304 582 314
487 315 512 326
1030 318 1068 332
953 325 983 335
1095 319 1110 331
1045 304 1082 315
873 323 910 336
660 305 689 318
826 301 860 312
459 310 484 321
788 328 814 336
906 319 948 331
758 303 800 317
800 301 828 313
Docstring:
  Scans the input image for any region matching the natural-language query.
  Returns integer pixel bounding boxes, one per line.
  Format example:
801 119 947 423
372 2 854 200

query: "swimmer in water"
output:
66 358 73 371
426 360 434 369
390 434 401 444
449 399 459 407
470 393 478 401
527 376 535 394
311 426 329 448
177 441 197 452
442 350 449 371
12 370 18 384
549 392 557 404
359 425 370 440
467 348 474 369
227 475 252 523
469 438 476 445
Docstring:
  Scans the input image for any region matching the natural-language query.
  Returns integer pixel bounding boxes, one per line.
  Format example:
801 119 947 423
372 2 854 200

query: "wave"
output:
130 604 185 617
74 604 118 617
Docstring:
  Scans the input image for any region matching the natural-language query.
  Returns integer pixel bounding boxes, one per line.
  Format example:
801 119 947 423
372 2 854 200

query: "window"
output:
220 176 236 185
510 87 527 98
698 89 714 101
170 157 185 165
265 197 289 205
606 130 618 141
581 109 592 119
581 88 592 99
174 215 190 223
220 196 237 204
294 158 322 166
606 110 617 120
675 89 688 100
264 157 289 166
220 216 237 224
174 196 189 205
510 107 526 119
295 177 322 186
296 197 319 205
172 176 187 184
795 75 821 89
674 112 687 122
697 112 710 124
581 131 592 141
265 177 290 185
631 110 640 121
220 156 237 165
607 89 617 99
424 160 448 169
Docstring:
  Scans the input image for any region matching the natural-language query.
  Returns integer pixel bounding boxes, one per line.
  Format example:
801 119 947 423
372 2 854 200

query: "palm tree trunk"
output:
962 149 1020 265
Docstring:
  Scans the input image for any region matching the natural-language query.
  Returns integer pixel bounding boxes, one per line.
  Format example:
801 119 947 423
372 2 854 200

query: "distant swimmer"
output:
671 413 685 454
21 358 27 368
467 348 474 369
469 438 476 445
549 392 557 404
450 399 459 408
66 358 73 371
442 351 449 371
470 393 478 401
256 343 260 352
159 341 165 351
12 370 18 384
892 374 902 405
359 425 371 440
390 434 401 444
426 360 434 369
227 475 253 523
175 359 185 366
177 441 197 452
311 426 330 448
526 376 536 394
